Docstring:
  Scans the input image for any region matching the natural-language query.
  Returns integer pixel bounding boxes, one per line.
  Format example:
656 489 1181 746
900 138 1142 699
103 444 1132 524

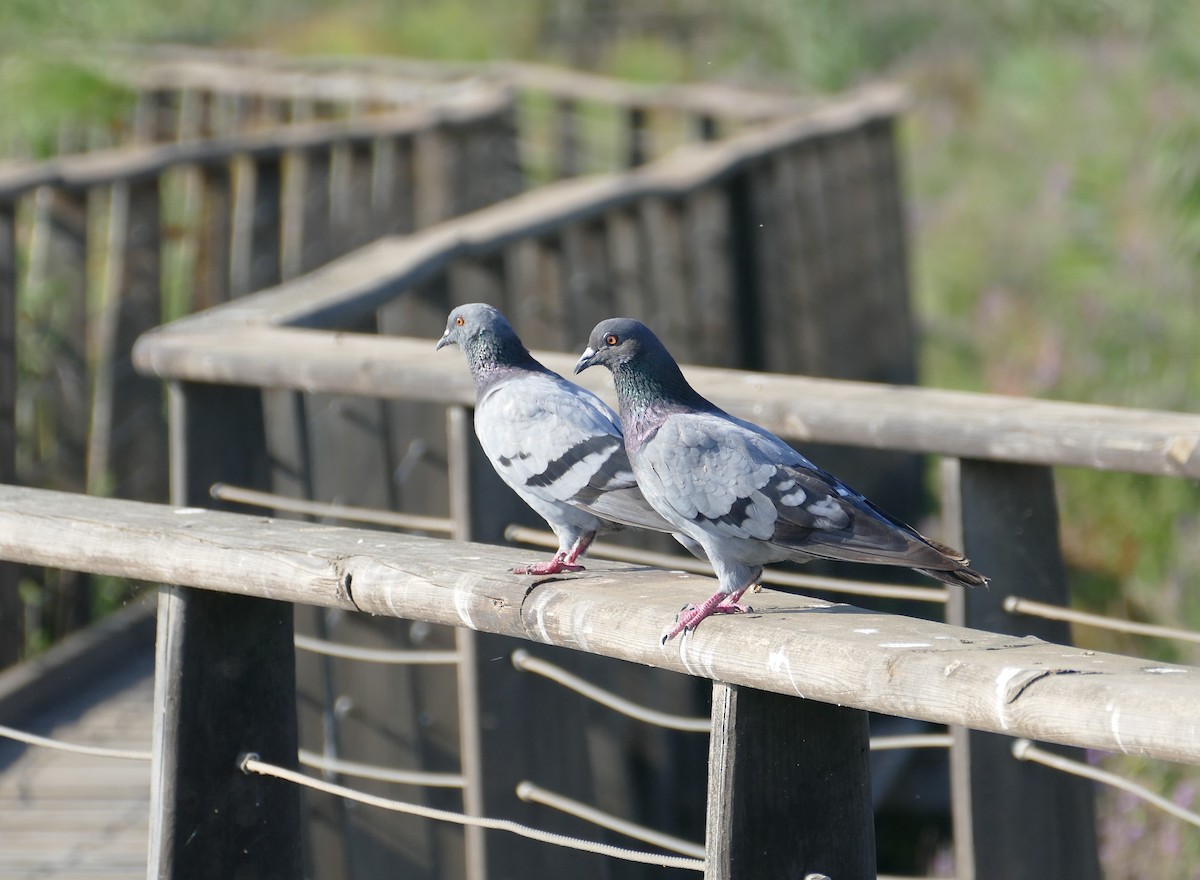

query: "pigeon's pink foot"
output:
662 588 751 643
512 558 585 575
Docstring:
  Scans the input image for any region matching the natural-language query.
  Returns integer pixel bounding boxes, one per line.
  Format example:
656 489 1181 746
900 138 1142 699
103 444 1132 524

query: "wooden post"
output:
148 380 302 880
942 458 1101 880
230 153 284 298
0 201 18 667
705 684 875 879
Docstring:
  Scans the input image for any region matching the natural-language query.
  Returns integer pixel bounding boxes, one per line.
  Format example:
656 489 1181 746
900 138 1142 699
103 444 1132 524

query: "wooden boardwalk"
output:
0 606 154 880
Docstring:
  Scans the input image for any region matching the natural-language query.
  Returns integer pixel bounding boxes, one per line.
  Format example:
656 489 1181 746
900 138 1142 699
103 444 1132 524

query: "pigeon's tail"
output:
917 564 989 589
916 538 989 588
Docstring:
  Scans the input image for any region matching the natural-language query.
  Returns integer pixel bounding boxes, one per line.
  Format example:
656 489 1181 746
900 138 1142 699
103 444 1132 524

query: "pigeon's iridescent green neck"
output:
465 331 548 394
609 355 712 452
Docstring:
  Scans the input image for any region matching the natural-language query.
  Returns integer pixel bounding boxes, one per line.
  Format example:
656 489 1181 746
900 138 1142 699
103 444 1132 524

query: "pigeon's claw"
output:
512 559 586 575
662 588 751 642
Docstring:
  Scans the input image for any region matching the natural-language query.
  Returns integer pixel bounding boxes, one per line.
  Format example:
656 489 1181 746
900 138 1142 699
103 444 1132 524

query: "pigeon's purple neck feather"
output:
464 329 552 396
611 346 716 454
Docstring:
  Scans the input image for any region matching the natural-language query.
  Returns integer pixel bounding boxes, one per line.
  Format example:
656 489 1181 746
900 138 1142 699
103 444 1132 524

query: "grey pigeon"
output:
575 318 988 641
437 304 693 574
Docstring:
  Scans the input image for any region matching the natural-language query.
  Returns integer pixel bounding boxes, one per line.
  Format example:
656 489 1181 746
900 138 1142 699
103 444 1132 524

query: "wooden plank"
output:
1 485 1198 763
193 162 233 308
0 201 17 666
134 330 1200 479
148 381 301 879
100 175 167 502
555 98 580 179
248 153 284 294
705 683 874 879
943 459 1101 880
680 186 734 366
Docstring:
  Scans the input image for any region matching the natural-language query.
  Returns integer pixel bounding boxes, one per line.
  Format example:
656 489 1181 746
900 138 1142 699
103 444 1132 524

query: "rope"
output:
298 749 465 789
504 525 947 604
241 754 705 872
1004 596 1200 646
210 482 455 534
0 722 151 761
516 780 706 859
294 634 459 665
869 733 953 751
1012 739 1200 828
511 650 711 732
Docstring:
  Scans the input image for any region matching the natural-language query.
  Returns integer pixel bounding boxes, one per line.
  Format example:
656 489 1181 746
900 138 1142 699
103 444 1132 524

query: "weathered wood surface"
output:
0 599 155 878
135 330 1200 479
705 684 874 880
0 202 16 666
0 85 512 200
0 486 1197 764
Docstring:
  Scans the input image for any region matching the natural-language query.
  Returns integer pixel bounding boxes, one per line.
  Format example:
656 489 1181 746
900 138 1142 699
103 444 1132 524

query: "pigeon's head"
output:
574 318 663 375
436 303 514 354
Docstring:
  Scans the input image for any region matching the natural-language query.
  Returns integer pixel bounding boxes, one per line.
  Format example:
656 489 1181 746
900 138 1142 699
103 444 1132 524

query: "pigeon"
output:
575 318 988 641
436 303 698 575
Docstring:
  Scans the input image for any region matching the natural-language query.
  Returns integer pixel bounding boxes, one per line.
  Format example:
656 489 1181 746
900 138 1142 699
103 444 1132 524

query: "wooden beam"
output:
0 485 1197 764
134 330 1200 480
705 684 874 879
944 459 1101 880
147 382 302 879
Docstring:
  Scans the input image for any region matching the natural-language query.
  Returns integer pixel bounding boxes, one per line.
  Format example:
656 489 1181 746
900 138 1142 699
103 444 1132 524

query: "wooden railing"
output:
0 484 1196 879
125 91 1200 879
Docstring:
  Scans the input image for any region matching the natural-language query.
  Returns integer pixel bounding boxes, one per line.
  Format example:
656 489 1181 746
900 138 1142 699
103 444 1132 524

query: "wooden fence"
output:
126 90 1200 878
1 51 816 663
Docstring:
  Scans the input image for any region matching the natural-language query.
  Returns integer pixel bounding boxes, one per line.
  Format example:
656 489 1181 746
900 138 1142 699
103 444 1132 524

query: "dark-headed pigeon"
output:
575 317 987 641
437 304 695 574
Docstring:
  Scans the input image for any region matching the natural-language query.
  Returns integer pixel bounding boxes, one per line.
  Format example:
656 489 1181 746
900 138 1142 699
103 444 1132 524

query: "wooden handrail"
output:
0 83 511 200
0 483 1196 764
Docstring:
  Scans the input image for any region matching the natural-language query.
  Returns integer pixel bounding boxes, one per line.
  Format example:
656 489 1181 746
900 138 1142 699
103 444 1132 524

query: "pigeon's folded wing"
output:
642 412 957 570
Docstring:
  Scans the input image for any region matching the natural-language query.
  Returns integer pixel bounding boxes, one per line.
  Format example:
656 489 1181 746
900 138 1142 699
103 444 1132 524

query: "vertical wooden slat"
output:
414 126 451 229
638 197 689 354
447 405 487 880
705 684 875 880
88 176 165 502
193 162 233 309
556 98 580 179
300 147 333 274
230 152 283 299
149 380 301 880
681 186 734 367
0 201 19 667
626 106 648 167
942 458 1101 880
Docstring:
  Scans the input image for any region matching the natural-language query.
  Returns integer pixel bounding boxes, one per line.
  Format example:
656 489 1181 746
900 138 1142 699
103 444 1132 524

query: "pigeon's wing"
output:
641 412 962 570
475 375 673 532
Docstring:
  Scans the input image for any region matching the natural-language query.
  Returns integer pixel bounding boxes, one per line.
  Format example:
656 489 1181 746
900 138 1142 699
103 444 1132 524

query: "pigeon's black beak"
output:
435 330 453 351
574 346 597 374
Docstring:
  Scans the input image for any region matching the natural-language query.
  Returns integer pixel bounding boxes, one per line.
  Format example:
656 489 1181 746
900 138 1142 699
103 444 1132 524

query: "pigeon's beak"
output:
435 329 452 351
573 346 597 374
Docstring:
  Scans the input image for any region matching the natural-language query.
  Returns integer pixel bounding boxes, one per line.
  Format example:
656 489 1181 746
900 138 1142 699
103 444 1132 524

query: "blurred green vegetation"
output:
4 2 1199 869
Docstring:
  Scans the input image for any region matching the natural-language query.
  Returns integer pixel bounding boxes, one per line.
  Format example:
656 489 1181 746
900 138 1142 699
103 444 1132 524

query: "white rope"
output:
241 754 705 872
1004 596 1200 646
516 780 706 859
0 722 151 761
298 748 465 789
294 634 459 665
505 525 948 604
869 733 953 751
1012 739 1200 828
210 482 455 534
511 650 711 732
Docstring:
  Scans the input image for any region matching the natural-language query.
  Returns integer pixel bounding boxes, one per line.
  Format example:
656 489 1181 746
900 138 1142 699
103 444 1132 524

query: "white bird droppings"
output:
993 667 1025 730
853 628 879 635
172 507 207 515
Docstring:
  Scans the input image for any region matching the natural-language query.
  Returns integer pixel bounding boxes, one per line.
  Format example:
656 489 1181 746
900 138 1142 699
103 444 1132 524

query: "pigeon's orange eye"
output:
455 316 465 327
605 334 618 346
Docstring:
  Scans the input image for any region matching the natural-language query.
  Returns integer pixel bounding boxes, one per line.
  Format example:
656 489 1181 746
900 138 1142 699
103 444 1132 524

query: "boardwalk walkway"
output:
0 602 155 879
